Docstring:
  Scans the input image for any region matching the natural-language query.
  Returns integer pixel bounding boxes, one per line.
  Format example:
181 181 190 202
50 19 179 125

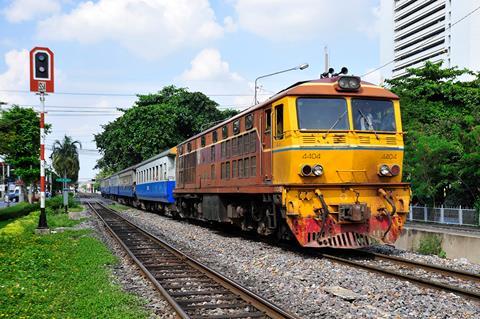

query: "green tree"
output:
0 105 51 197
386 62 480 207
51 135 82 183
94 85 238 171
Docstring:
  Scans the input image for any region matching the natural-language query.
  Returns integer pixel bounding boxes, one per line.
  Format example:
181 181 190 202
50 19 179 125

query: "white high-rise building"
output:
379 0 480 80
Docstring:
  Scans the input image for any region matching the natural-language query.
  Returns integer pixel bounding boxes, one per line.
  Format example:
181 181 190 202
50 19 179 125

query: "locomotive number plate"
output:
381 153 397 160
302 153 321 159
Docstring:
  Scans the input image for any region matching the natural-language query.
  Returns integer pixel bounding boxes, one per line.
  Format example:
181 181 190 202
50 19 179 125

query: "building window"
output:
201 136 206 147
222 125 228 139
233 119 240 134
212 130 218 143
232 160 237 178
251 156 256 176
245 113 254 130
275 104 284 139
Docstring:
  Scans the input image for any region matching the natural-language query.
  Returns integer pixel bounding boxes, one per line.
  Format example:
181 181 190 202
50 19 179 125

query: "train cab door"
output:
262 107 272 182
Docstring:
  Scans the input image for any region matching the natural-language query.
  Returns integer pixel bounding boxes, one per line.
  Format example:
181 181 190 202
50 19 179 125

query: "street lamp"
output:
254 63 309 104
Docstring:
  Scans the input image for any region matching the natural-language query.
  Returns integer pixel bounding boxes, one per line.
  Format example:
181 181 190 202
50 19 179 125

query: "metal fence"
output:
408 205 479 226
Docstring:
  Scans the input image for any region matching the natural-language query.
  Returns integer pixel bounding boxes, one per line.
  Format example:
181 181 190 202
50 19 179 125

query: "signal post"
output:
30 47 54 231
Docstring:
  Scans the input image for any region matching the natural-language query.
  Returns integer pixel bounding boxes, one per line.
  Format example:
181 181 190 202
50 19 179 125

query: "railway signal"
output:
30 46 55 232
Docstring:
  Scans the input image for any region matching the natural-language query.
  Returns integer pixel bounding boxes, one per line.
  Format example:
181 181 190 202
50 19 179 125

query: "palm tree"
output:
51 135 82 183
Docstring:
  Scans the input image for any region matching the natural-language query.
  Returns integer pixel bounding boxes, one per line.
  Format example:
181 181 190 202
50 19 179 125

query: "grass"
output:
0 211 149 318
416 234 447 258
108 203 130 212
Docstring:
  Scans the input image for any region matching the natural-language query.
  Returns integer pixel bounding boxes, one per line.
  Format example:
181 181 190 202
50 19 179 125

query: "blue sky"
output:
0 0 381 180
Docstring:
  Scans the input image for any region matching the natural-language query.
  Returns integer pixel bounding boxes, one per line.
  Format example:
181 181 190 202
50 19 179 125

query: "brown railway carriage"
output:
175 76 410 248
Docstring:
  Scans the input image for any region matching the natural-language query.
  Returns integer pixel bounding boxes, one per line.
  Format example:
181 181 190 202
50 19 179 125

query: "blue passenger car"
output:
135 148 176 206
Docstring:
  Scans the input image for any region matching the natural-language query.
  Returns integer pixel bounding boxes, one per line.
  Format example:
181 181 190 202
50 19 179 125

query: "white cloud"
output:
0 49 29 105
3 0 61 23
181 48 243 82
37 0 224 59
233 0 378 41
179 48 254 109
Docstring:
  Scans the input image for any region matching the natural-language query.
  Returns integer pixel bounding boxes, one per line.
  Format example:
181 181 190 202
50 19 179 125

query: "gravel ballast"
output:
114 206 479 318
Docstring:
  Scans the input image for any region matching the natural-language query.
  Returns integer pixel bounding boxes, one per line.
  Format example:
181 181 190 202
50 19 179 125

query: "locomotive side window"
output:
232 137 237 156
245 114 254 130
251 156 256 176
232 160 237 178
212 130 218 142
211 164 215 179
275 104 284 139
351 99 396 132
297 98 347 131
250 132 256 153
210 145 215 161
233 120 240 134
222 125 228 139
265 109 271 133
201 136 206 147
226 162 230 179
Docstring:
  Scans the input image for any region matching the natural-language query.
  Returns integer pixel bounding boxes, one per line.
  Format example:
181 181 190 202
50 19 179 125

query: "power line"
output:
362 5 480 77
0 88 268 98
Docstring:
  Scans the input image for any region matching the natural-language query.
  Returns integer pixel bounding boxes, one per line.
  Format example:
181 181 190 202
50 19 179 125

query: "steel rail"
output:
320 253 480 301
87 201 299 319
362 251 480 282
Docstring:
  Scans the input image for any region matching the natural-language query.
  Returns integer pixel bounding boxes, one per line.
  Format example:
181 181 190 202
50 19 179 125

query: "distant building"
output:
379 0 480 80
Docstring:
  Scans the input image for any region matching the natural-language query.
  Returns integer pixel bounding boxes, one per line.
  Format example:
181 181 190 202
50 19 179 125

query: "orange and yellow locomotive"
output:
175 75 410 248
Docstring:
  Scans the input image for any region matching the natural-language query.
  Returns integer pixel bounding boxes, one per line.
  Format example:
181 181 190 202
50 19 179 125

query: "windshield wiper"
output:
323 110 348 139
357 109 379 140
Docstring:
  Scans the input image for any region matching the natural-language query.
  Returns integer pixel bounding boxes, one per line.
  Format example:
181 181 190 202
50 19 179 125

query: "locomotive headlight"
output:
300 164 312 176
312 164 324 176
379 164 391 176
336 76 361 91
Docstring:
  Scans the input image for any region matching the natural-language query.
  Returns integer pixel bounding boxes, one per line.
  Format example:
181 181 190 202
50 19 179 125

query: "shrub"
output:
0 202 39 221
417 234 447 258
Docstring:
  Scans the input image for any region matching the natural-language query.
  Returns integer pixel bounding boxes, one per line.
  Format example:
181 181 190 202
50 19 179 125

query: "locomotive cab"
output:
270 76 410 248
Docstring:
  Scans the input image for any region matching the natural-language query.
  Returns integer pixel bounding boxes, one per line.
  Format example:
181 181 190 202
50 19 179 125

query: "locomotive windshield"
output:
297 98 348 130
352 99 396 132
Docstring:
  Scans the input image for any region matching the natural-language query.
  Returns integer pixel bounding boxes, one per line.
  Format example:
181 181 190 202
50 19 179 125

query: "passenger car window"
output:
233 120 240 134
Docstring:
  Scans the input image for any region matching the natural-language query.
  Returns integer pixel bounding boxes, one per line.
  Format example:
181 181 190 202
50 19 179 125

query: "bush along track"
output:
0 210 149 318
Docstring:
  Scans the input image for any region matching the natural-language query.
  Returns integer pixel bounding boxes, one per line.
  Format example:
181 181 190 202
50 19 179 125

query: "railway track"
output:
87 201 298 319
320 250 480 301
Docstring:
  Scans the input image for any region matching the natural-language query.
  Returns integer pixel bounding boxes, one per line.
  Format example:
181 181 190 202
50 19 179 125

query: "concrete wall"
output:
395 227 480 264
